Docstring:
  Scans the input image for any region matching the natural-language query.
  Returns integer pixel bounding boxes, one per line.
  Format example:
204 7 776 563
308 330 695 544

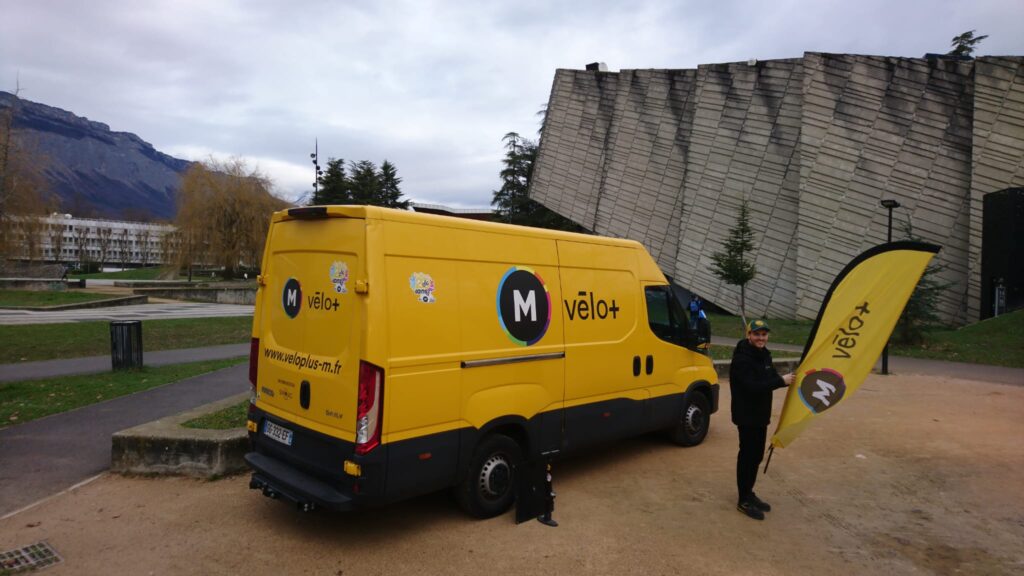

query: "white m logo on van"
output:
497 267 551 346
513 290 537 322
283 278 302 318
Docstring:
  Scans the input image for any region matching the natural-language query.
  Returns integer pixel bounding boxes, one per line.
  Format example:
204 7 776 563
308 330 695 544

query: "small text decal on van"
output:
496 267 551 346
283 278 302 318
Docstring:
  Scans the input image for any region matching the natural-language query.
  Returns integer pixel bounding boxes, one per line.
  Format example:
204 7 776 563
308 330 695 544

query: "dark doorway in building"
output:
981 188 1023 319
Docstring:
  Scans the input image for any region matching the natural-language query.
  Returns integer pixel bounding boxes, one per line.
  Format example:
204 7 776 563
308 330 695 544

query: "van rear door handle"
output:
646 355 654 375
632 356 641 376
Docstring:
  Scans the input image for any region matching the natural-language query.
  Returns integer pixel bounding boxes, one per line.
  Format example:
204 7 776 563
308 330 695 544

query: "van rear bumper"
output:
246 452 353 511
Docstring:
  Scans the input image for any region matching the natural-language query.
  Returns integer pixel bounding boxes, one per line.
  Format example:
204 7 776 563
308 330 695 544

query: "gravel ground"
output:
2 372 1022 576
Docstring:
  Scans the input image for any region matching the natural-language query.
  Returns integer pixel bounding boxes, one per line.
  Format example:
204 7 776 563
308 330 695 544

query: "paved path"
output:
0 302 253 325
0 343 250 383
0 364 249 517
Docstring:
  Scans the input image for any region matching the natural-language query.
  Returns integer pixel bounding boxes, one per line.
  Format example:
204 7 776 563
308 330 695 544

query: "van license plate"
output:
264 420 293 446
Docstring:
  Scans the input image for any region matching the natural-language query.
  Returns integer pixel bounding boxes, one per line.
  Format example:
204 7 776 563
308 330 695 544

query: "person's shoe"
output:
737 499 765 520
749 493 771 512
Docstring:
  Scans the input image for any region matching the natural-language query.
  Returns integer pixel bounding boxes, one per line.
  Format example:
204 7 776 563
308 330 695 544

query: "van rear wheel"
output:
669 393 710 446
456 434 522 519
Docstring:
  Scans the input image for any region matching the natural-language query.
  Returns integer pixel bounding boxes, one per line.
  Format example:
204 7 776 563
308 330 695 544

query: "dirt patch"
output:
2 373 1022 575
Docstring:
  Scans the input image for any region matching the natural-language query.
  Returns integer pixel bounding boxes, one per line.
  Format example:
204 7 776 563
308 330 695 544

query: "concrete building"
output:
7 214 175 269
529 53 1024 325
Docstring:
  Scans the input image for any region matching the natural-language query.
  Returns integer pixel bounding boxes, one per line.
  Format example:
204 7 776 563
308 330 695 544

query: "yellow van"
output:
245 206 718 517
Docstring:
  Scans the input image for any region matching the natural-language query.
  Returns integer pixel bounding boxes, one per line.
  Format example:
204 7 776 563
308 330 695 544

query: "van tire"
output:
669 392 711 446
456 434 522 519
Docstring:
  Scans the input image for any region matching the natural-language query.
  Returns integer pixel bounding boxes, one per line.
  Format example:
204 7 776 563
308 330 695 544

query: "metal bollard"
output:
110 320 143 370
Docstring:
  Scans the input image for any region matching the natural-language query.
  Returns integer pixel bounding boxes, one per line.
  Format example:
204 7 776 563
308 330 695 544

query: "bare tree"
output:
97 227 113 269
117 228 131 269
159 229 179 271
73 225 90 270
49 219 67 264
176 157 286 279
138 228 152 267
1 88 53 264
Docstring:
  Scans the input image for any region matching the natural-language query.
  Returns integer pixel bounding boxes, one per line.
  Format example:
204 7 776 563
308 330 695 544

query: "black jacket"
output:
729 338 787 427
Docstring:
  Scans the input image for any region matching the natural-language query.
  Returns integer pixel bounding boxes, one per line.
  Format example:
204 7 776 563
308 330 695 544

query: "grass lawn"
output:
69 267 236 282
182 400 249 430
889 310 1024 367
0 289 119 307
0 316 253 363
706 309 1024 368
70 267 171 280
707 313 812 346
0 357 246 428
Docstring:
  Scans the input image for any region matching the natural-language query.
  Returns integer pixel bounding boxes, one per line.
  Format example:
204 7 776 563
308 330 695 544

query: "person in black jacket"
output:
730 319 793 520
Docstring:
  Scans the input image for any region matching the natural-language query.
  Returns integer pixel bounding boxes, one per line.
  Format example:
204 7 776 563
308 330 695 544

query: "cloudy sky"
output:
3 0 1023 208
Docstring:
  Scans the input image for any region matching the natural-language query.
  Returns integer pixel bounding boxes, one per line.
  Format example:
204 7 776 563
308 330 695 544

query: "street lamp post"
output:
310 139 323 201
879 198 901 375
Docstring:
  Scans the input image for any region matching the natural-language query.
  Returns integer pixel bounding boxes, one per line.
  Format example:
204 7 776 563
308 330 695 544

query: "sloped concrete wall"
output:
797 54 974 323
969 57 1024 320
531 53 1023 325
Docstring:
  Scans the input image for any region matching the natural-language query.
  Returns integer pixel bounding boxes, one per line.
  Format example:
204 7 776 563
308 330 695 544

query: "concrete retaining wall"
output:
111 393 249 478
3 295 148 311
133 287 256 305
0 278 68 291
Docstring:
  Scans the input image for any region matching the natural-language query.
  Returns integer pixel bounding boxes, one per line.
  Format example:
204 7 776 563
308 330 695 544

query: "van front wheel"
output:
669 392 711 446
456 434 522 519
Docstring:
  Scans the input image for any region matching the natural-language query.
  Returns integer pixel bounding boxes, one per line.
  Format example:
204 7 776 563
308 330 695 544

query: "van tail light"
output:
249 337 260 390
355 360 384 455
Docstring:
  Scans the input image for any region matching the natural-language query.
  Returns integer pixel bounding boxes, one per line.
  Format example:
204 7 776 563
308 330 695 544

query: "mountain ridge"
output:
1 91 192 220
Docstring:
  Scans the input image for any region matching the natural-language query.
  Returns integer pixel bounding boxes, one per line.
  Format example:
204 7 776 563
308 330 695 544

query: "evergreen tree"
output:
491 132 582 231
711 200 757 328
947 30 988 57
311 158 350 205
378 160 410 210
309 156 410 209
347 160 382 205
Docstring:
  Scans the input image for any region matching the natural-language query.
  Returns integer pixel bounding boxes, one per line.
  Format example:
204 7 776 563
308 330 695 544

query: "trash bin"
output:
110 320 143 370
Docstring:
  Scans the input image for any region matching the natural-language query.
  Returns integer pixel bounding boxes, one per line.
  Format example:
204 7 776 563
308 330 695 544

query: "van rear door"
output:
256 210 365 442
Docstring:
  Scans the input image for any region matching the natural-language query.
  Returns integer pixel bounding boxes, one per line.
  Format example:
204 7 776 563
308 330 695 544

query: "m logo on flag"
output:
798 368 847 413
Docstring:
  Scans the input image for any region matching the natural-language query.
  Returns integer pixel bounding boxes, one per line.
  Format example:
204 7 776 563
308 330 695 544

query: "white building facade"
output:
12 214 176 268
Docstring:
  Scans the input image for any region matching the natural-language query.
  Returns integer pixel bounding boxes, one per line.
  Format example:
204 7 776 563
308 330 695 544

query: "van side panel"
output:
375 219 566 500
557 240 647 451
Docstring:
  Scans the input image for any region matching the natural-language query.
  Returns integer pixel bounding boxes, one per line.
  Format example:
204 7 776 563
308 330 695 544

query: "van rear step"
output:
245 452 353 512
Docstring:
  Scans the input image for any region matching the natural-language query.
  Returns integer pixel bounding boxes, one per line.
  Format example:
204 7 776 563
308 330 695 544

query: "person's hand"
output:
782 373 795 386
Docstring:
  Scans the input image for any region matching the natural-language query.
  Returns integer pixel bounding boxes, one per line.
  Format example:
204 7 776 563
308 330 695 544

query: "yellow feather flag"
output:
771 242 940 448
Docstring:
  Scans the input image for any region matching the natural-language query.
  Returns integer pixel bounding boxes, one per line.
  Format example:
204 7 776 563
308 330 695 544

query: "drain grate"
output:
0 541 62 573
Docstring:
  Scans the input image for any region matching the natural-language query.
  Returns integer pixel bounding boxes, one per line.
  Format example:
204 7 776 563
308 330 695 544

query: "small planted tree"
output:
894 217 952 344
711 200 757 328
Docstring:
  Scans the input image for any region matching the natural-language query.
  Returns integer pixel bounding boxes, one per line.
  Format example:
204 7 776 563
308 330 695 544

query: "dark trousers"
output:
736 425 767 502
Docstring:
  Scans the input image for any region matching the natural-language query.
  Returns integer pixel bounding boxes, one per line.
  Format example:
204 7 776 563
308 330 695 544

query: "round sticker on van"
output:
496 267 551 346
283 278 302 318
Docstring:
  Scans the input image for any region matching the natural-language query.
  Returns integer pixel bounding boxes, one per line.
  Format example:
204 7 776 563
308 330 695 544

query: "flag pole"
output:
763 445 774 474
